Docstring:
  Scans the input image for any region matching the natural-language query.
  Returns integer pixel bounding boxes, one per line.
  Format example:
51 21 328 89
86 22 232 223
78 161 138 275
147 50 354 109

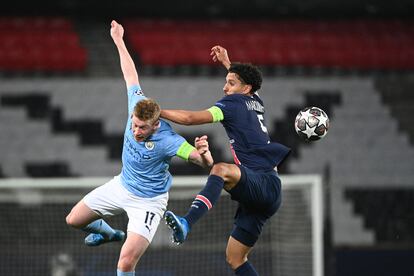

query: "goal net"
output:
0 175 323 276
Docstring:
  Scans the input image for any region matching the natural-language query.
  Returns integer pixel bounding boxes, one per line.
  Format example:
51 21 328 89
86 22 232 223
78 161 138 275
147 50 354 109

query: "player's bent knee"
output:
65 213 83 229
117 255 138 272
226 253 247 270
210 162 231 178
65 213 75 227
66 216 79 228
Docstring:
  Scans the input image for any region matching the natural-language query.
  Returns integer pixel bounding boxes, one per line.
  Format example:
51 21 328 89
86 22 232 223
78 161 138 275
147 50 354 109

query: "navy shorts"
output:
228 165 282 247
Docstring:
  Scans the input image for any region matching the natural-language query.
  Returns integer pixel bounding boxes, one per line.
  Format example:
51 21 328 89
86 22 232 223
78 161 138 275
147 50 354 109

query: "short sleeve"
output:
127 84 146 115
163 132 188 159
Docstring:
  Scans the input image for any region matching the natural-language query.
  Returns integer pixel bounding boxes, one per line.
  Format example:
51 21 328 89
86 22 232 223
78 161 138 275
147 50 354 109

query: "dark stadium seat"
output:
375 75 414 145
346 188 414 242
0 16 73 32
25 162 76 177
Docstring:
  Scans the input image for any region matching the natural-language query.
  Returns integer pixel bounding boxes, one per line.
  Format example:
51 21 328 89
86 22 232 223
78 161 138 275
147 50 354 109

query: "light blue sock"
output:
117 269 135 276
82 219 115 238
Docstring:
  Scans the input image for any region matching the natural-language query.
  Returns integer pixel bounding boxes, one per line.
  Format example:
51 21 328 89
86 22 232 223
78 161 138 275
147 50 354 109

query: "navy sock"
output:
184 175 224 227
235 261 258 276
82 219 115 239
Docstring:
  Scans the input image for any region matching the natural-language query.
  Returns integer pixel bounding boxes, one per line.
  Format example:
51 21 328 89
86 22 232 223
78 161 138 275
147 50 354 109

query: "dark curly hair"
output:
228 63 262 93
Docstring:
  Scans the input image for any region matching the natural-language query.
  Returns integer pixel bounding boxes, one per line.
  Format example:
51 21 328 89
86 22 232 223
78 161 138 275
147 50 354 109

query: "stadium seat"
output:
124 19 414 70
0 17 87 72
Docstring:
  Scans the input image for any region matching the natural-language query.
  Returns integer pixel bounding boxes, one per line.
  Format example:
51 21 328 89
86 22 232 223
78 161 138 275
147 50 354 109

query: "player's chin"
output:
134 136 144 142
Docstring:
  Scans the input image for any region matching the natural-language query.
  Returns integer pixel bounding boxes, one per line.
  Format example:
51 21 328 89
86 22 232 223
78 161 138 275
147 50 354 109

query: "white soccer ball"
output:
294 106 330 142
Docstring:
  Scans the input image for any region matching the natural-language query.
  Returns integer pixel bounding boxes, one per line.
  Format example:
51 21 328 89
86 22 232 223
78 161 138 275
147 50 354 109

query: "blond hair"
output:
133 98 161 124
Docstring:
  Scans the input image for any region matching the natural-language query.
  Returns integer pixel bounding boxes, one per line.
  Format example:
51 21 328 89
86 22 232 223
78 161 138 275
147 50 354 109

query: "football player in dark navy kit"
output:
162 45 290 276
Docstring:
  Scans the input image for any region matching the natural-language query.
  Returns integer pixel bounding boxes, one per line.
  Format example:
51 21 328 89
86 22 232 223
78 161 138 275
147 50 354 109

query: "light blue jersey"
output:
120 85 192 198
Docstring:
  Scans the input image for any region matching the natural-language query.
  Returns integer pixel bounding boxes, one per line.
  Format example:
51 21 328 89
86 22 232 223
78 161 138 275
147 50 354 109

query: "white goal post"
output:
0 175 323 276
281 175 324 276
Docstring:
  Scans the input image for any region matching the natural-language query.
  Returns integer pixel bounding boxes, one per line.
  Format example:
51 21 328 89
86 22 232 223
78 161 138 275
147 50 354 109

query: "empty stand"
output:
1 76 414 248
2 18 413 74
124 19 414 70
0 97 120 177
1 93 121 149
0 17 87 72
0 79 229 177
375 75 414 145
26 162 75 177
0 17 73 32
346 188 414 242
287 77 414 245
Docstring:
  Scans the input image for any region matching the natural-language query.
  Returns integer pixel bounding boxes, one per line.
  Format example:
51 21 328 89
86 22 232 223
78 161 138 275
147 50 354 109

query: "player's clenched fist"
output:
195 135 210 155
110 20 124 45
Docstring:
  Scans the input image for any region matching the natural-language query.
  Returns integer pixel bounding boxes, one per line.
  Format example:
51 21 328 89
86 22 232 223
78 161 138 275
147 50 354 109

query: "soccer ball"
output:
294 106 329 142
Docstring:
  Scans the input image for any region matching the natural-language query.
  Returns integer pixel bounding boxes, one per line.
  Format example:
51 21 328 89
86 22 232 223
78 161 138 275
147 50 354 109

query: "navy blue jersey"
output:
213 93 290 172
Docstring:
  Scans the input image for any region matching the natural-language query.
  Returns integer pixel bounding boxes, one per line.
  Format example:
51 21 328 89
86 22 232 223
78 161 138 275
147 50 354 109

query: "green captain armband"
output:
207 106 224 123
176 141 196 161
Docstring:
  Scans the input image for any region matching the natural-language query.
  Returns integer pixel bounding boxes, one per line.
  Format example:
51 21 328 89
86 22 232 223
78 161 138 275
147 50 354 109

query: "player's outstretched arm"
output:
110 20 140 88
161 109 213 125
210 45 231 70
188 135 214 168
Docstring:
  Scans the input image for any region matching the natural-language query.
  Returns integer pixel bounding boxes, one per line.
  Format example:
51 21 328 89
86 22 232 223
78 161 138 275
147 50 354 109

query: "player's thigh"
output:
124 193 168 243
232 207 269 247
230 166 281 210
118 232 150 267
83 176 125 217
66 200 100 228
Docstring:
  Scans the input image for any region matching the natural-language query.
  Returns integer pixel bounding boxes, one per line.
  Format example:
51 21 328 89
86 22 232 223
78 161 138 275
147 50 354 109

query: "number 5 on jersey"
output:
257 114 268 133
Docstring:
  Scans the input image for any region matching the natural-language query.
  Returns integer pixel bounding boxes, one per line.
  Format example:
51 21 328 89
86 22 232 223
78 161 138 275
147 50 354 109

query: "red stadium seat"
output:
123 19 414 70
0 17 86 72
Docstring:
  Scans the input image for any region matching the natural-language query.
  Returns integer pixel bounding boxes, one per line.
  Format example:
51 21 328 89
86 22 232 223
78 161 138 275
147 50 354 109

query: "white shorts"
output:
83 175 168 243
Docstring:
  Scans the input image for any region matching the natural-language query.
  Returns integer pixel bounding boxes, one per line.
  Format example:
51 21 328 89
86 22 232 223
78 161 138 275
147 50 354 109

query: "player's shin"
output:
184 174 224 228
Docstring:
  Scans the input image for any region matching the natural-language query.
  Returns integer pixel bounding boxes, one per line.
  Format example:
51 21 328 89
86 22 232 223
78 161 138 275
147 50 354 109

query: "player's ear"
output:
242 84 253 95
153 119 160 128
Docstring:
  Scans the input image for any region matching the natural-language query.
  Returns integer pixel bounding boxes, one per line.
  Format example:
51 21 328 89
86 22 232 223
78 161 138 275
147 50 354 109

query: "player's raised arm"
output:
188 135 214 168
210 45 231 70
161 109 214 125
110 20 140 88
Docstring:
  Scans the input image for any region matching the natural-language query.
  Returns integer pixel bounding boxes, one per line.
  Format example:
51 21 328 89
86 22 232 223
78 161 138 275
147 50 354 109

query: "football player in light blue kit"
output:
65 20 213 276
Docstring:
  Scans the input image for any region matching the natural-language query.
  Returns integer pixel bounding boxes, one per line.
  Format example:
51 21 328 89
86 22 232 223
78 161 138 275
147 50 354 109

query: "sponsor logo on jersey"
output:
145 141 155 150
